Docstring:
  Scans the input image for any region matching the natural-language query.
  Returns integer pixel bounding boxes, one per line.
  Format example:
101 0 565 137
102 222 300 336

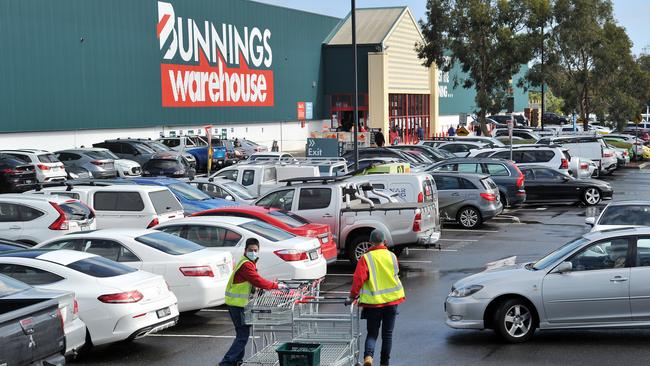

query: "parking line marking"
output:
438 238 478 242
198 309 229 313
406 248 458 252
149 334 260 339
443 229 498 233
398 260 432 264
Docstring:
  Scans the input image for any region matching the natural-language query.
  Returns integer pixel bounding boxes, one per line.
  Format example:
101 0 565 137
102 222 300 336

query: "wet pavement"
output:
73 168 650 366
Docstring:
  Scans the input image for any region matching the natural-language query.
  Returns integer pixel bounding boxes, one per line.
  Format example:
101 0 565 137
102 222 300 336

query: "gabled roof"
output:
324 7 407 46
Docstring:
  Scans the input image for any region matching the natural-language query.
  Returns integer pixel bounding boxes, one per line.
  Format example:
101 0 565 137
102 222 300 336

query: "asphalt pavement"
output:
73 168 650 366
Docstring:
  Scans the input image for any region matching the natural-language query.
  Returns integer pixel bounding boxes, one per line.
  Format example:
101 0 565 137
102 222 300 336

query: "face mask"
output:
246 251 258 261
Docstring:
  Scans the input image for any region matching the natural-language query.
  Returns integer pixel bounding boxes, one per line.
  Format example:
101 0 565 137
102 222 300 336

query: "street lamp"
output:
351 0 359 171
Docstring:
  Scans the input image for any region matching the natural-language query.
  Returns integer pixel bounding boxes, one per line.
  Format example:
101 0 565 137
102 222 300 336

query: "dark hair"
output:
245 238 260 250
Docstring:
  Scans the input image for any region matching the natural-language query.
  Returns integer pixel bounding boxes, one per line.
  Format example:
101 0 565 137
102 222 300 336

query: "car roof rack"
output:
34 181 74 192
509 144 563 149
280 176 350 186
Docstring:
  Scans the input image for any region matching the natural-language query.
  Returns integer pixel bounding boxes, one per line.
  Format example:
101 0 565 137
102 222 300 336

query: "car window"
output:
569 238 630 271
263 167 277 182
67 256 137 277
0 274 31 297
533 168 561 180
82 239 139 262
459 178 477 189
241 170 255 186
433 164 455 171
216 169 238 181
267 210 309 228
475 151 495 158
60 201 93 221
491 151 510 160
6 153 30 163
240 221 295 242
168 183 211 201
458 163 479 173
518 151 538 163
50 192 81 200
432 176 460 190
223 182 256 200
38 239 81 250
149 190 183 213
0 203 21 222
135 231 203 255
372 183 386 189
193 182 226 199
598 205 650 226
636 237 650 267
298 188 332 210
18 205 44 221
37 154 60 163
523 169 534 180
485 164 510 176
533 151 555 162
185 225 242 247
256 189 295 211
94 192 145 211
0 264 64 285
160 139 180 148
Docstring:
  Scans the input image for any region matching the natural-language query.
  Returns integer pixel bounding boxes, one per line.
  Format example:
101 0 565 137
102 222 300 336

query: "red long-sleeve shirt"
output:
232 260 278 290
349 245 405 308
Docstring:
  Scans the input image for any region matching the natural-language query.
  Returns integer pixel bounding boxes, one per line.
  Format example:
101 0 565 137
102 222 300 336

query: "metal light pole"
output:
540 23 545 130
352 0 359 171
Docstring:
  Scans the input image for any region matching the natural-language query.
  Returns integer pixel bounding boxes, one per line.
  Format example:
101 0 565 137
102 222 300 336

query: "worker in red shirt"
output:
349 229 405 366
219 238 287 366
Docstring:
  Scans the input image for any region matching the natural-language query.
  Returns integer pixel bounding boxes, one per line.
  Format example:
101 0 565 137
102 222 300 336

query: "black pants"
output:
362 305 398 365
219 306 249 366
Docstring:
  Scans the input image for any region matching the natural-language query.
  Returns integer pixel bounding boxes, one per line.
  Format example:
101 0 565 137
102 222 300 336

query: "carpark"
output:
66 168 650 366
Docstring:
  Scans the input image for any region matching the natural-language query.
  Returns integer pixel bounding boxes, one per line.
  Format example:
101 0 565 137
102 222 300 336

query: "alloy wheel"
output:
354 241 372 260
584 188 601 205
503 304 532 338
459 208 479 228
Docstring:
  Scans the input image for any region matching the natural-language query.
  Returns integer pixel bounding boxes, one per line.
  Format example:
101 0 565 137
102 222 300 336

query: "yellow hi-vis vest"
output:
225 257 253 307
359 249 405 305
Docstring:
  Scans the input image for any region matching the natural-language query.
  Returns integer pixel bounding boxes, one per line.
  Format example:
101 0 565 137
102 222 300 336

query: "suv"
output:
93 139 157 166
429 172 503 229
142 152 196 178
0 149 66 182
429 158 526 207
55 148 118 179
420 136 505 148
542 112 569 125
133 139 197 167
0 194 95 244
536 135 617 175
30 183 184 229
470 146 570 174
0 154 37 193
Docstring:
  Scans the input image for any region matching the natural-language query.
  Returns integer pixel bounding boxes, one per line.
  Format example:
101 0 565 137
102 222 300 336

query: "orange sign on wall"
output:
297 102 306 120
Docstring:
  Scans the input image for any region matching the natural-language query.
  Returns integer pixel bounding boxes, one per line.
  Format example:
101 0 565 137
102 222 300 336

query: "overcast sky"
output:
254 0 649 56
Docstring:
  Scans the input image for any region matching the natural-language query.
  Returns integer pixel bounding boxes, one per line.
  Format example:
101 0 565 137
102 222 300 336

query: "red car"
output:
192 206 337 264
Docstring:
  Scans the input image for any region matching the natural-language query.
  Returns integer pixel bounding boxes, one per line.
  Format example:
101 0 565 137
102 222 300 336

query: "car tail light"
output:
480 193 497 201
623 151 629 157
37 164 52 171
603 151 615 158
179 266 214 277
97 290 144 304
580 162 589 170
1 168 17 174
90 160 103 165
560 158 569 169
55 308 64 331
274 249 308 261
48 202 69 230
147 217 159 228
417 192 424 203
412 211 422 232
73 298 79 316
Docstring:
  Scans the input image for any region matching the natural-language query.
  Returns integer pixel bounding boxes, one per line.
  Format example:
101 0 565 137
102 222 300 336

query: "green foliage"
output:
529 90 564 114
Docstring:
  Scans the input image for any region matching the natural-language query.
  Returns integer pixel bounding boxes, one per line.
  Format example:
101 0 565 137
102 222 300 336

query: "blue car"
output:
95 177 240 215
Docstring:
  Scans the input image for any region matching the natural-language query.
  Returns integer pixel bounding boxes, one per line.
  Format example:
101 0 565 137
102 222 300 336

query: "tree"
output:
417 0 546 135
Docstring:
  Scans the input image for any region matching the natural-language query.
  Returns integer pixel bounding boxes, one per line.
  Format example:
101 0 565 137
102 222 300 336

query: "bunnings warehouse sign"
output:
157 1 274 107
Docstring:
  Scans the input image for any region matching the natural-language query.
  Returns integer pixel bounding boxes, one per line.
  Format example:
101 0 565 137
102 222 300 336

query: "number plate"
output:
25 180 33 184
156 307 171 319
308 251 318 261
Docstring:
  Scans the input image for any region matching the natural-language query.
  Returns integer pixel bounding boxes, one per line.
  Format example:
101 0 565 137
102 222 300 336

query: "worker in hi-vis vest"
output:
219 238 287 366
349 229 405 366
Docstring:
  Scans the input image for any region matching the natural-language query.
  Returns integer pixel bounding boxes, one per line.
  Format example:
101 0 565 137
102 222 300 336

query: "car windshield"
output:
146 159 179 169
240 221 295 242
169 183 212 201
97 150 120 160
85 151 112 160
0 274 30 297
223 181 256 199
67 256 137 277
598 205 650 226
145 141 172 152
135 231 204 255
532 237 589 270
38 154 60 163
267 210 309 228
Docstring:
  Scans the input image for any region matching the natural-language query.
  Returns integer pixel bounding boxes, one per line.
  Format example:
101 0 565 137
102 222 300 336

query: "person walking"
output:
417 124 424 142
375 129 385 147
447 125 456 136
389 128 399 146
219 238 287 366
348 229 405 366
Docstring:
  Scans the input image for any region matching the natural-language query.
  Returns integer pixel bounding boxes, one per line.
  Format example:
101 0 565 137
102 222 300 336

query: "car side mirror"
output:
552 261 572 274
585 217 595 226
225 195 234 201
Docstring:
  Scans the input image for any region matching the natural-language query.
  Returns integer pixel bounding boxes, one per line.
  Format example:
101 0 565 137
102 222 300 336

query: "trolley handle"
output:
296 296 357 305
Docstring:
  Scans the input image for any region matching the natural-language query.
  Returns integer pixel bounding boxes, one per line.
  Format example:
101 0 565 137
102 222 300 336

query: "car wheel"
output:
348 235 372 264
457 207 482 229
582 187 601 206
494 299 536 343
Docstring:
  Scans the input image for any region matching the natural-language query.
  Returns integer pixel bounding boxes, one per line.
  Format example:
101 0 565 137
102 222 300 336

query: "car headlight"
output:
449 285 483 298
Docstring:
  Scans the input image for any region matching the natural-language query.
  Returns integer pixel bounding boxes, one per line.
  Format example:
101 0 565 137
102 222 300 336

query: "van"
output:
347 172 437 204
212 164 281 196
29 184 184 229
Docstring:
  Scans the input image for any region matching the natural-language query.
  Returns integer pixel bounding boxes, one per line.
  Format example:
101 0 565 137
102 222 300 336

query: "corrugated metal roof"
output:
325 7 406 45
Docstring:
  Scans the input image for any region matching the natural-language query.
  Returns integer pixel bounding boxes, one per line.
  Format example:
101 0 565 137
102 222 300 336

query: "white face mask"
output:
246 251 258 261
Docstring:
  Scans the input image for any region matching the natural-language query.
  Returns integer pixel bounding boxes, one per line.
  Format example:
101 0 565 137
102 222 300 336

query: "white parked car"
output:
84 147 142 177
0 250 179 346
586 200 650 232
436 141 487 157
0 149 67 182
155 216 326 280
184 176 257 203
29 184 184 229
36 229 233 312
0 194 95 245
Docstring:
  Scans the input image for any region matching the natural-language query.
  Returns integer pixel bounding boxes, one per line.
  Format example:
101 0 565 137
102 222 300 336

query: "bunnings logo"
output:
157 1 274 107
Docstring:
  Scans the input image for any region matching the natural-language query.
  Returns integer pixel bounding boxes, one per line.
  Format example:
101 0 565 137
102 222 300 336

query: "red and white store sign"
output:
157 2 274 107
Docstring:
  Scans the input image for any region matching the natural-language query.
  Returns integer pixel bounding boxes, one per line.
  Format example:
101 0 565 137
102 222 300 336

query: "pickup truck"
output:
0 274 67 366
254 177 441 262
157 136 227 171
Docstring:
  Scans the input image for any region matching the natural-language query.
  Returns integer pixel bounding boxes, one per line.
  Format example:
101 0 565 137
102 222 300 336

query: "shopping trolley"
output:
243 295 361 366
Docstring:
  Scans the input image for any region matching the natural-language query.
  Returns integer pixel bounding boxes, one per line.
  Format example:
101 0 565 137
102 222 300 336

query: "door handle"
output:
9 226 20 230
610 276 628 282
451 193 460 197
322 214 333 218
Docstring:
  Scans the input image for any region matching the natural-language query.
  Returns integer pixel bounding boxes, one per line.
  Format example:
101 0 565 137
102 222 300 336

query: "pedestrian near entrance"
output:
219 238 287 366
447 126 456 136
375 129 385 147
417 124 424 142
348 229 405 366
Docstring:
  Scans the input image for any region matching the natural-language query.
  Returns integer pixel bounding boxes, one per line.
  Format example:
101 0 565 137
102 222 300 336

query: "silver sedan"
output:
445 227 650 342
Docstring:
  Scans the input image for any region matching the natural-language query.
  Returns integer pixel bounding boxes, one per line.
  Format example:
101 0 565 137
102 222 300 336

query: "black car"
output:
489 114 528 127
542 112 569 125
343 148 423 167
520 165 613 206
389 145 451 163
0 154 37 193
429 157 526 207
142 152 196 178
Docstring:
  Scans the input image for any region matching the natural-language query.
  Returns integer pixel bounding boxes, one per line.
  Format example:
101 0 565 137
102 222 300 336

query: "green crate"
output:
276 342 322 366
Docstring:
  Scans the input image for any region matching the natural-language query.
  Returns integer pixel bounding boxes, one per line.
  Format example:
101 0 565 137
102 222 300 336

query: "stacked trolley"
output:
242 278 361 366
